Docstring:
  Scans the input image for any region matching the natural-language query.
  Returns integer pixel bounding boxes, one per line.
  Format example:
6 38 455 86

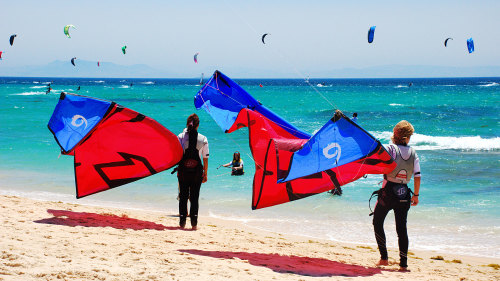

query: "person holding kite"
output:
372 120 421 271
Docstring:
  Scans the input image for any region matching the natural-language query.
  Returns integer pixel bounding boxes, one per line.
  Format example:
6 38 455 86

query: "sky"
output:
0 0 499 78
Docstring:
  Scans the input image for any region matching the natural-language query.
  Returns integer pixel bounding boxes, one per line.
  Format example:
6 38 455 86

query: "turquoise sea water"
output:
0 77 499 258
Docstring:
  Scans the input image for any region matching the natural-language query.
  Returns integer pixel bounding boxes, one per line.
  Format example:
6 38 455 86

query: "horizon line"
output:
1 75 500 80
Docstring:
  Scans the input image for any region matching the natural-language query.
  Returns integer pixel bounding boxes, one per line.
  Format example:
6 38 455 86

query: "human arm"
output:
202 158 208 183
411 151 420 206
411 177 420 206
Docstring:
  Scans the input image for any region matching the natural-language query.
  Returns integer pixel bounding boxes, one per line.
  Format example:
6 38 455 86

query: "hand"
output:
411 195 419 206
202 173 207 183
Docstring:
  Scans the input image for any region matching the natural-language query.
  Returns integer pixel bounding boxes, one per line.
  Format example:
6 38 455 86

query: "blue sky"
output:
1 0 499 77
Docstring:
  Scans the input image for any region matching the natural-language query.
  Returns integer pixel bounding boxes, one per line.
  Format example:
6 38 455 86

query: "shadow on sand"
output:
179 249 382 277
34 209 179 231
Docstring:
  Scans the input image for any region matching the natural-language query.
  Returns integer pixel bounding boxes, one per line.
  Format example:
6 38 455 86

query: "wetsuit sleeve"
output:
413 152 421 178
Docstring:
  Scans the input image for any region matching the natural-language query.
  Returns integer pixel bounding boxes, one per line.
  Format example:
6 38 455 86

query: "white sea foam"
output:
11 91 46 96
119 85 130 89
389 103 403 106
141 81 155 85
92 80 105 83
372 131 500 151
438 84 456 87
394 85 408 88
479 82 499 87
30 86 46 89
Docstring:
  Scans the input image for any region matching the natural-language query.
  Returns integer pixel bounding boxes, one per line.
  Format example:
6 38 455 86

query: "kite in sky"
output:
64 25 76 38
261 33 269 44
467 38 474 53
444 37 453 47
9 34 17 46
368 26 376 43
195 71 396 209
47 92 183 198
122 46 127 54
194 52 199 64
71 57 76 66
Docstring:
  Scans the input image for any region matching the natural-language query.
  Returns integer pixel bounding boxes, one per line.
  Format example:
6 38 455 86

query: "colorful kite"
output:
368 26 376 43
64 25 76 38
195 71 396 209
194 52 199 63
467 38 474 53
48 92 183 198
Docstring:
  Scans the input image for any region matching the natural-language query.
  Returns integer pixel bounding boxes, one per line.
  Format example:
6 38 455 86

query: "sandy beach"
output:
0 195 498 280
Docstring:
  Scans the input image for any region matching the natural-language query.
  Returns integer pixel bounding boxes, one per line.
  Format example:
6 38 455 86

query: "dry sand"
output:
0 195 498 280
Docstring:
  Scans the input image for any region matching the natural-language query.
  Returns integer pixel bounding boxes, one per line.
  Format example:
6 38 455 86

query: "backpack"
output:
179 130 202 173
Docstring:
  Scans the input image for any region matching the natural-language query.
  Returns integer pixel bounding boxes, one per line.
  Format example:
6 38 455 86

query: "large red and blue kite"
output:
48 92 183 198
195 71 396 209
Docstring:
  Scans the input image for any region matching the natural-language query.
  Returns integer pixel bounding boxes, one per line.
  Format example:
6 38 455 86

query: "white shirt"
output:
178 128 209 160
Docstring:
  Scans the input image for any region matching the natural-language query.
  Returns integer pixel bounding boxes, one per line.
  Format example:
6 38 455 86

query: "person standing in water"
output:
177 114 208 230
221 151 244 176
372 120 421 271
352 112 358 123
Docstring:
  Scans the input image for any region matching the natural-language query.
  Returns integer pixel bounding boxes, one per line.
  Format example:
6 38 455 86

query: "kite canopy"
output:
122 46 127 54
467 38 474 53
261 33 269 44
64 25 75 38
47 92 183 198
0 51 3 59
195 71 396 209
444 37 453 47
194 52 199 63
368 26 376 43
71 57 76 66
9 34 17 46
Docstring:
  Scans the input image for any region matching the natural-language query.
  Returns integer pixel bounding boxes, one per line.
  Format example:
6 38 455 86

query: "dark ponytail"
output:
186 114 200 148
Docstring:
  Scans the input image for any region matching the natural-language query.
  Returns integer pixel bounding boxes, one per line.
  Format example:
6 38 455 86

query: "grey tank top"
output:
385 144 415 184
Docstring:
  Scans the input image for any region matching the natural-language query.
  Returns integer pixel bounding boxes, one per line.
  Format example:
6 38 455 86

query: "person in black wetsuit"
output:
372 120 421 271
177 114 209 230
222 151 244 176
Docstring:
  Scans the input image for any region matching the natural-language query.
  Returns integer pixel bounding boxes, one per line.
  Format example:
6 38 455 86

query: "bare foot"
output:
376 259 389 266
398 267 410 272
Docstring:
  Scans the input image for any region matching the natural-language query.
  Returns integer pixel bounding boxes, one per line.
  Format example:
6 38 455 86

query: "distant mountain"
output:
0 60 173 78
0 61 499 78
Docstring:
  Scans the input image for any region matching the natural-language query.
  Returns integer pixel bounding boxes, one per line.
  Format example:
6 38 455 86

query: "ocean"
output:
0 76 499 258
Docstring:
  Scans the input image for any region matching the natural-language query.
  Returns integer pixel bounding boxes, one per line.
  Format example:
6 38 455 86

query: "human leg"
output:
188 171 203 228
394 206 410 268
373 202 391 262
178 177 190 228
